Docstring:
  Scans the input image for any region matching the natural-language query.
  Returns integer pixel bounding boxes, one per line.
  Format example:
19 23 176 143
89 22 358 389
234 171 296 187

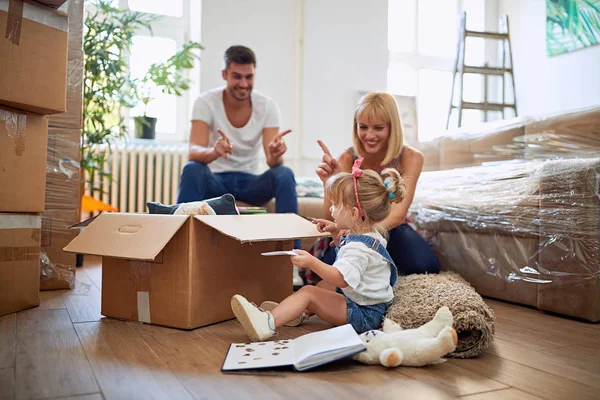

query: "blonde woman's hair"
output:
325 168 406 228
353 92 404 166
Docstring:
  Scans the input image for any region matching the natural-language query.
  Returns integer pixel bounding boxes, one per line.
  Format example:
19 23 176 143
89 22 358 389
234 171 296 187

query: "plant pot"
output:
134 116 157 139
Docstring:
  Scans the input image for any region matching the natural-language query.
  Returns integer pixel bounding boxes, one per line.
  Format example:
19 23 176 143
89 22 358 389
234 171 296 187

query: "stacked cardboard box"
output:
41 0 84 290
0 0 77 314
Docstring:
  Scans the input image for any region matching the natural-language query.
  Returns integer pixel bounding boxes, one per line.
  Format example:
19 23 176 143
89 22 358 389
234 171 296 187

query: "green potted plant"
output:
83 0 155 195
130 41 204 140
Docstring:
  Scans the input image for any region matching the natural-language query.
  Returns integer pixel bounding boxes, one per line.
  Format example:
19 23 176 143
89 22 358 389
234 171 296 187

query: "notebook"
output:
221 324 365 372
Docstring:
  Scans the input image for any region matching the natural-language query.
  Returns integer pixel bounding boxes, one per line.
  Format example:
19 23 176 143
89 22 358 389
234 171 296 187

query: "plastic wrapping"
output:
410 151 600 321
0 107 27 155
46 127 81 210
41 209 78 290
42 127 80 290
50 0 84 129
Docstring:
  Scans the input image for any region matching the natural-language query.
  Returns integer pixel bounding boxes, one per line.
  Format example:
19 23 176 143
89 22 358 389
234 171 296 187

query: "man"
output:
177 45 298 223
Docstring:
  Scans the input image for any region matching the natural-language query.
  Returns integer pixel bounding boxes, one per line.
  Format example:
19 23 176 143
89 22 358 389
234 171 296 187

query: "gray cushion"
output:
147 194 239 215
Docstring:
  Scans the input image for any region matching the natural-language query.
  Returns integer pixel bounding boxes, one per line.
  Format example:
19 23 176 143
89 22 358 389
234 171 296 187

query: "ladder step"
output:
465 30 508 40
452 102 516 111
463 66 512 76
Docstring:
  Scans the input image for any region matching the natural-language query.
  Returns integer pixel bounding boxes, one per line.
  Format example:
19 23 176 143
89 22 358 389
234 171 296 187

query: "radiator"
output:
86 143 188 213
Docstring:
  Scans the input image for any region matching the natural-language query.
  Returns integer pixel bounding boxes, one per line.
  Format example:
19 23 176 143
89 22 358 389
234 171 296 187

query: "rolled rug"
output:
386 271 495 358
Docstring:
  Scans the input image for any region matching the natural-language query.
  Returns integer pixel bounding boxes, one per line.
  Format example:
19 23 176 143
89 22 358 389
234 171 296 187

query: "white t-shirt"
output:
191 86 281 174
333 232 394 306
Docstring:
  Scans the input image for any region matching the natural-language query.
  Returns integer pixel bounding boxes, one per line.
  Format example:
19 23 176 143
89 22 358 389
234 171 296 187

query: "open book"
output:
221 324 365 372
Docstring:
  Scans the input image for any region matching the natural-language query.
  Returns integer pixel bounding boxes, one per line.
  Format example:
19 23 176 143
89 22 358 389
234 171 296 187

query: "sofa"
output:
285 106 600 322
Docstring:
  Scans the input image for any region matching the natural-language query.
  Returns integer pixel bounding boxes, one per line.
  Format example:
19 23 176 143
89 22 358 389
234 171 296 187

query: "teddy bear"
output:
353 306 458 368
173 201 216 216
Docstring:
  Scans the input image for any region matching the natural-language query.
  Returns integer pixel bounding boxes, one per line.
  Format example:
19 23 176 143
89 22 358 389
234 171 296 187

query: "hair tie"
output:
351 158 365 220
388 193 395 199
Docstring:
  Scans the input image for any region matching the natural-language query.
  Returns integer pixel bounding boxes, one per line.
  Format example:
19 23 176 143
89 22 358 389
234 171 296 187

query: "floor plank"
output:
452 352 599 400
487 338 600 389
492 319 570 352
0 368 14 400
15 309 99 400
39 290 67 310
63 271 103 324
461 388 543 400
74 319 193 400
0 314 16 369
397 359 508 397
80 257 102 292
486 300 600 349
539 344 600 364
60 394 104 400
290 368 453 400
127 321 186 337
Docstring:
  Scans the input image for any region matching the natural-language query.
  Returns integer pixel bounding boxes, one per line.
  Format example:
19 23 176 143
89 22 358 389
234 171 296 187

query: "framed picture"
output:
546 0 600 56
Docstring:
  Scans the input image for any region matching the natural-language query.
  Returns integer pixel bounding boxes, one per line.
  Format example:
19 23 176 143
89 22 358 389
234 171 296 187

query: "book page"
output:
293 324 364 368
222 339 295 371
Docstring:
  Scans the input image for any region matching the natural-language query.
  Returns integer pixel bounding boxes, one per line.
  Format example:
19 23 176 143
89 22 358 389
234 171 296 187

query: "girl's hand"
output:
290 249 316 269
312 218 337 233
330 229 350 247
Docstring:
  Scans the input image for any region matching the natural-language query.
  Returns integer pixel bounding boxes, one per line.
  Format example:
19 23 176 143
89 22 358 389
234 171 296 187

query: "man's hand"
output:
290 249 317 269
266 129 291 166
213 129 234 160
315 140 340 183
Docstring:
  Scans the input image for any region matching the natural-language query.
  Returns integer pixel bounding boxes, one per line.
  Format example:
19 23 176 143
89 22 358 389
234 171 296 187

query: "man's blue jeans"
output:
177 161 300 247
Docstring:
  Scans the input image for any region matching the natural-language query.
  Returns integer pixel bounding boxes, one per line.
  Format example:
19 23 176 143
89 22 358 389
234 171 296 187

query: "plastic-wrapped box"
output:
41 209 78 290
49 0 84 129
42 127 81 290
410 155 600 321
0 106 48 213
45 127 81 210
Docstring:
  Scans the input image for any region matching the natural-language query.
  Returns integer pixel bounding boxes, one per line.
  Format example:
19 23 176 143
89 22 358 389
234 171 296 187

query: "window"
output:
112 0 198 142
387 0 496 142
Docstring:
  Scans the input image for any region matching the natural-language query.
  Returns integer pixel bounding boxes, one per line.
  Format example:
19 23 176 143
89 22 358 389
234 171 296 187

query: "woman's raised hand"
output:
315 140 340 183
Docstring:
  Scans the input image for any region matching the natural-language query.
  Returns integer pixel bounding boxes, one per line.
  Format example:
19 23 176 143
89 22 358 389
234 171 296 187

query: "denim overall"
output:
334 234 398 333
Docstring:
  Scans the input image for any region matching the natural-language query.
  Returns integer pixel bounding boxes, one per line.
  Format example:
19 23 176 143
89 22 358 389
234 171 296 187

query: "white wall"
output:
301 0 389 164
199 0 389 175
499 0 600 116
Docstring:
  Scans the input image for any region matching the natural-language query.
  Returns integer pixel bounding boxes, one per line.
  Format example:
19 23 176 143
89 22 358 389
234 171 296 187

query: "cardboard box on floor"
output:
0 213 41 316
0 0 68 114
0 106 49 213
64 213 327 329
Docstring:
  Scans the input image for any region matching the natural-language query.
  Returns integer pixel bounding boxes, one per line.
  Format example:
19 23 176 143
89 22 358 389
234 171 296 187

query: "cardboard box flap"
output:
63 213 188 260
195 214 328 243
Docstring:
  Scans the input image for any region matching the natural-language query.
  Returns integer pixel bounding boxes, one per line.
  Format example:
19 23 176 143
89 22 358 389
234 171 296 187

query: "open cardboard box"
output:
64 212 327 329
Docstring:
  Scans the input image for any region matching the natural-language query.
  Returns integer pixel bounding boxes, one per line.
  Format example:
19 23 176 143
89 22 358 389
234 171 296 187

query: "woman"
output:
308 91 440 281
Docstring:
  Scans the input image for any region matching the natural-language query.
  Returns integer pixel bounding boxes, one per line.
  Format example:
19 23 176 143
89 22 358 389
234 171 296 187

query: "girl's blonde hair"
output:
353 92 404 166
325 168 405 227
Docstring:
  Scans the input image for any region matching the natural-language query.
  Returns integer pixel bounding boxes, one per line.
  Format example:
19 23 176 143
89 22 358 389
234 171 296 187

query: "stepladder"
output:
447 11 518 129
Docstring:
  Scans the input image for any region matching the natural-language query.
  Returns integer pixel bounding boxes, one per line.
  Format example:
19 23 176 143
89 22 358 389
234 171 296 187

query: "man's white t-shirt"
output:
333 232 394 306
191 86 280 174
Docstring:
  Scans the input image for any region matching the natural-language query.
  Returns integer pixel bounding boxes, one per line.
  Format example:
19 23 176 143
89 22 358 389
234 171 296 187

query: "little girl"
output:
231 158 405 341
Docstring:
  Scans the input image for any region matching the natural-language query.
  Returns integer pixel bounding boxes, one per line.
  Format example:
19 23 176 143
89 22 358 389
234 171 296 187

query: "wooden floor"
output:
1 257 599 400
